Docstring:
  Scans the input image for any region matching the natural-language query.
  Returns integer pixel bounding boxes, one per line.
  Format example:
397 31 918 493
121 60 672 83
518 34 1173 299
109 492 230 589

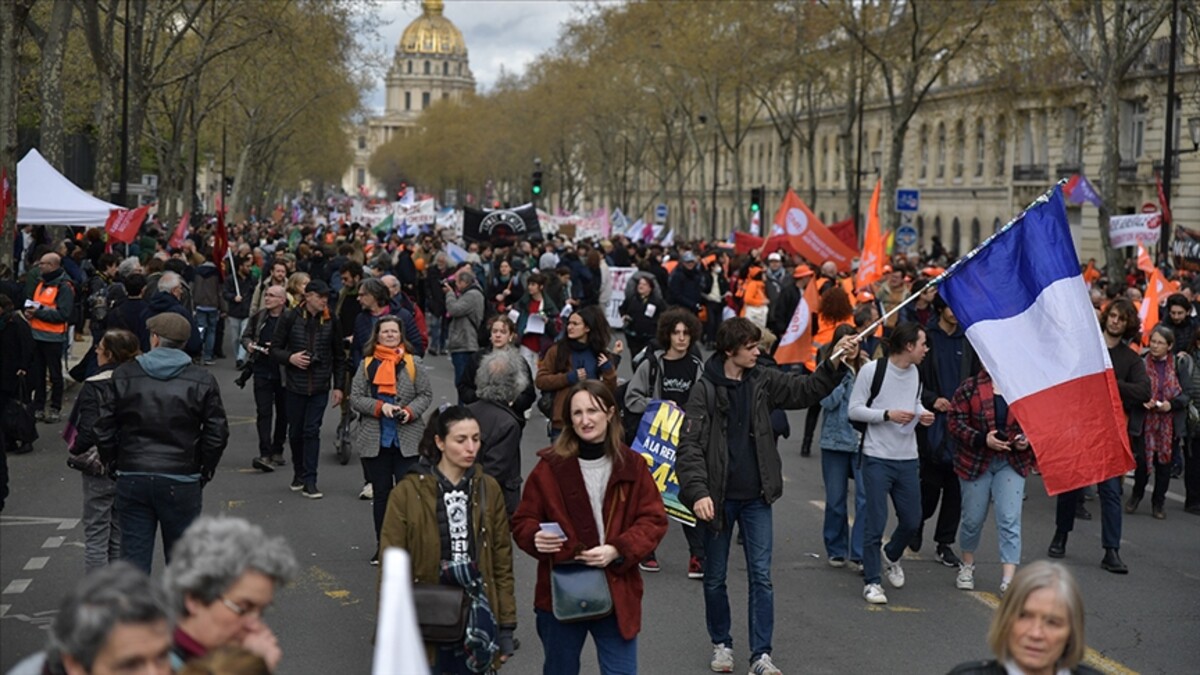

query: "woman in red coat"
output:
511 380 668 675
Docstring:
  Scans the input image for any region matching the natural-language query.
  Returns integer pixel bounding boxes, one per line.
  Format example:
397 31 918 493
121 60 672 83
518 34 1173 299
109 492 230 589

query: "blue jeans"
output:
427 315 444 352
227 316 248 363
115 474 202 574
535 608 636 675
286 390 330 486
821 449 866 562
195 308 219 361
450 351 473 393
959 457 1025 564
702 498 773 662
861 456 922 586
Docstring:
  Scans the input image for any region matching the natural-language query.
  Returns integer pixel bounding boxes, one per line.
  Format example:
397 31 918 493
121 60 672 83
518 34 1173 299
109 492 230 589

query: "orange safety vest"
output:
30 282 67 334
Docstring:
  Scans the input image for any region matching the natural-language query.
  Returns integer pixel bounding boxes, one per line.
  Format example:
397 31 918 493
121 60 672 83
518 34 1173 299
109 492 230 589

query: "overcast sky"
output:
362 0 592 111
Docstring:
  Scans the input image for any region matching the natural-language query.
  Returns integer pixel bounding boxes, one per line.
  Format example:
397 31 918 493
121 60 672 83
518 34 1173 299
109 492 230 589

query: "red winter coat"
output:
511 446 668 640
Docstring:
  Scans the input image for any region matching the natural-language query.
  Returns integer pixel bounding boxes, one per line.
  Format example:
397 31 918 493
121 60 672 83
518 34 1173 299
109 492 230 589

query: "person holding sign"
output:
677 318 858 675
512 272 559 377
511 381 668 675
619 274 664 367
625 307 705 577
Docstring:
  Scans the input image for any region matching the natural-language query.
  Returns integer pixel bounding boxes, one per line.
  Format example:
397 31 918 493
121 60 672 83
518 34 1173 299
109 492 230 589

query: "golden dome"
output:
400 0 467 57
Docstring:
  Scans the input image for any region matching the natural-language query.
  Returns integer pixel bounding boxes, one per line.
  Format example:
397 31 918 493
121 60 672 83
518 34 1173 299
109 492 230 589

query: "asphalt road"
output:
2 342 1198 674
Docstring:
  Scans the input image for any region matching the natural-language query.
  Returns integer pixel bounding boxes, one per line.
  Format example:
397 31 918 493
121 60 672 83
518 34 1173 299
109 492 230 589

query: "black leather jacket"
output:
271 306 346 395
95 356 229 482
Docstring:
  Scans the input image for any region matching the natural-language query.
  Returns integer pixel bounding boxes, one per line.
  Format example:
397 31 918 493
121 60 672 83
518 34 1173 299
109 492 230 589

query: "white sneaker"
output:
884 557 905 588
999 578 1011 596
863 583 888 604
358 482 373 500
956 564 975 590
710 643 734 673
748 653 782 675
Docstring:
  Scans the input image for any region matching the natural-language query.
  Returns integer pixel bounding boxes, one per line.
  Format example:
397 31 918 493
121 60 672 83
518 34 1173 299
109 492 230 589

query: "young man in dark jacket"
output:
271 279 346 499
677 318 857 675
222 255 255 367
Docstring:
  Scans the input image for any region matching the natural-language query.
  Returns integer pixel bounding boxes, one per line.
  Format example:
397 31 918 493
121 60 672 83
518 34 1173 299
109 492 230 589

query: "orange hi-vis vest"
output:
31 282 67 334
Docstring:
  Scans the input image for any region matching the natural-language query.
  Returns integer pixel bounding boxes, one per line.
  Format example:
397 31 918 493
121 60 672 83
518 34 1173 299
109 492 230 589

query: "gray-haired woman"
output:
162 516 297 672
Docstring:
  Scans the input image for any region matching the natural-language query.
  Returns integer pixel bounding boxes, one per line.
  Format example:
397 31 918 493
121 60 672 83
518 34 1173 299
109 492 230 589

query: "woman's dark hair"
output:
554 305 611 371
419 405 478 463
99 329 141 364
552 381 626 467
363 315 408 356
818 323 862 367
526 271 547 288
716 317 761 356
359 277 391 308
488 314 517 342
656 307 702 348
1102 297 1140 341
889 321 925 354
586 250 602 269
818 285 854 323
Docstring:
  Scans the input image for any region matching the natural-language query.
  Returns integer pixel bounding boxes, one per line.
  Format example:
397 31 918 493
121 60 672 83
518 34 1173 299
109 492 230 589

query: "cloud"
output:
362 0 588 112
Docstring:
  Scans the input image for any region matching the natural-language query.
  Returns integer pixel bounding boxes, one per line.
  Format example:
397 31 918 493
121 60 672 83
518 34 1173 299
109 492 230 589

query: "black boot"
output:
1047 531 1067 558
800 437 812 457
1101 548 1128 574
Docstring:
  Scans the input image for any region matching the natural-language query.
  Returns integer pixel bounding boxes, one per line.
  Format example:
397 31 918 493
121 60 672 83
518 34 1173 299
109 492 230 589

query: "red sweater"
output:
512 446 668 640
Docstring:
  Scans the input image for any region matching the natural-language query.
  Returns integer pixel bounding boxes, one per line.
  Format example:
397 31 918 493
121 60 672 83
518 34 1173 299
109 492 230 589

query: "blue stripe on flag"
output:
939 188 1081 331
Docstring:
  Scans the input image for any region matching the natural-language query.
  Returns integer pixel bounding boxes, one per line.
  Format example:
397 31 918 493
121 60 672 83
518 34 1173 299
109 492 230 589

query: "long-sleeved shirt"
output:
847 359 929 461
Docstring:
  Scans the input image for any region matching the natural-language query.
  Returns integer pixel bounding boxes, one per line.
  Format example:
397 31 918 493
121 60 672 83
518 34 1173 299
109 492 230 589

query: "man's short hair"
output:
98 253 120 272
716 317 761 356
342 261 364 280
455 268 475 286
48 562 170 672
158 271 183 294
889 321 925 354
476 349 529 404
1165 293 1190 313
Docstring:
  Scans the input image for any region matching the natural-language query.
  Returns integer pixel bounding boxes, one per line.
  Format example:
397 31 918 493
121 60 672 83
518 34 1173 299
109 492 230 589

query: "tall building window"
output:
357 135 366 150
443 61 449 75
821 137 828 184
974 118 985 178
1018 111 1035 166
1062 107 1082 168
995 116 1007 179
834 138 842 186
424 61 431 75
1119 99 1146 161
936 122 946 179
954 120 965 179
422 92 431 109
405 92 411 111
919 124 929 180
407 60 412 74
442 92 450 101
357 168 366 187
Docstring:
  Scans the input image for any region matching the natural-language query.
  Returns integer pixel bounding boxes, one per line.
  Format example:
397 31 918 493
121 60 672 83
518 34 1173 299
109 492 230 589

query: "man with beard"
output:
1047 298 1148 573
1161 293 1196 355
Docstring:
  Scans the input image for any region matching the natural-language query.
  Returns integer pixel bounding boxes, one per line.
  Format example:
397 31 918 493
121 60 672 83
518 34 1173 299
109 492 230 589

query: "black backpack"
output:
850 359 888 435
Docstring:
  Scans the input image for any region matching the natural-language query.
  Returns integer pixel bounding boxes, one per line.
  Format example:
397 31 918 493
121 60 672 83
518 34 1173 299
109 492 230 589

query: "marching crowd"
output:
2 211 1195 675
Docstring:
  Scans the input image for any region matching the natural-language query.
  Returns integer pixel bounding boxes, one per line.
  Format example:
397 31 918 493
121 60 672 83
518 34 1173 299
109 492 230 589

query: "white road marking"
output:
3 579 32 594
42 536 65 549
0 604 10 617
24 557 49 571
57 518 79 530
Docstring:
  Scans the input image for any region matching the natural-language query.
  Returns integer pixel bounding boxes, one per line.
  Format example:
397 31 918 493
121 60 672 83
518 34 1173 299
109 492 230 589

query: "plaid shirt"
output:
948 371 1037 481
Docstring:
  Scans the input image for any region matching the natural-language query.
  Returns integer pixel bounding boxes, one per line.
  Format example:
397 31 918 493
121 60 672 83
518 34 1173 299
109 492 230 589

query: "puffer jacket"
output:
511 446 668 641
95 349 229 482
270 306 345 395
379 462 517 666
348 354 432 459
677 355 843 531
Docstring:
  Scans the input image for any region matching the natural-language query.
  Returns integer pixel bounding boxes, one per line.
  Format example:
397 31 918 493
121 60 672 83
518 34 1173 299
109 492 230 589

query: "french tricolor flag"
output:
938 188 1134 495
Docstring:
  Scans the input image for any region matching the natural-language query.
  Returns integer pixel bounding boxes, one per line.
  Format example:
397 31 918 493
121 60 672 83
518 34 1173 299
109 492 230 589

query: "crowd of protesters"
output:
2 205 1196 675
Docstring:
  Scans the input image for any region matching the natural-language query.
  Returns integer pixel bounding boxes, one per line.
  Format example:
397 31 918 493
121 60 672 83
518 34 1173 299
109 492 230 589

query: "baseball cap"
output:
147 313 192 343
680 252 698 263
767 252 782 262
305 279 331 295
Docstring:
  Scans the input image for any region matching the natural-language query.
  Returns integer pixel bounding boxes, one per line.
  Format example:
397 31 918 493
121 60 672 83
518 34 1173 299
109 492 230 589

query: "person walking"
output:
620 274 664 365
947 368 1036 595
464 349 529 517
27 252 74 423
380 406 517 673
512 271 559 377
349 316 432 565
271 279 346 500
241 285 289 471
192 255 226 366
457 315 537 420
1127 325 1189 520
817 324 869 572
224 255 255 367
444 268 486 390
512 381 668 675
95 313 229 573
535 305 619 440
64 328 141 572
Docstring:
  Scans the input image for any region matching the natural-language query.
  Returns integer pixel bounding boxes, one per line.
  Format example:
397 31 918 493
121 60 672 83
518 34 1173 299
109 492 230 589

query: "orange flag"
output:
1136 241 1156 275
856 179 885 290
1139 267 1166 346
772 188 858 272
775 278 822 369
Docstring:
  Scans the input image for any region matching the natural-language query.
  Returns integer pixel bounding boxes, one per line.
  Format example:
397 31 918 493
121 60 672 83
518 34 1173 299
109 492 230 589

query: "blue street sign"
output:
895 189 920 213
895 224 918 249
654 203 669 224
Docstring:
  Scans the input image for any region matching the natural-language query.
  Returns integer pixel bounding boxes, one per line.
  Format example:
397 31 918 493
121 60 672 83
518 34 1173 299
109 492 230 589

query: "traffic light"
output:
223 177 234 197
750 187 763 214
397 181 408 199
531 170 543 198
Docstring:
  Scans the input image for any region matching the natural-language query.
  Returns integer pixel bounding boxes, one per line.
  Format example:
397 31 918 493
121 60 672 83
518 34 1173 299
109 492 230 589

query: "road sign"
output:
895 224 918 250
895 189 920 213
654 203 668 224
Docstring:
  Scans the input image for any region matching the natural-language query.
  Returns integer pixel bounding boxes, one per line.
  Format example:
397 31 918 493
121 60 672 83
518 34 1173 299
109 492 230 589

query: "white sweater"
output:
847 359 928 461
578 456 613 544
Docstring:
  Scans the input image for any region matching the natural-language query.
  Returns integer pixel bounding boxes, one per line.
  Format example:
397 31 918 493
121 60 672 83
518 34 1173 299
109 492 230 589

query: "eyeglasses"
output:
219 596 268 618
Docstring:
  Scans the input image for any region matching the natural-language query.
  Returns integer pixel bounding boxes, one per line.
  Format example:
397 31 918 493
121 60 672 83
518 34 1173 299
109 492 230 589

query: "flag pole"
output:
829 179 1068 364
226 245 240 297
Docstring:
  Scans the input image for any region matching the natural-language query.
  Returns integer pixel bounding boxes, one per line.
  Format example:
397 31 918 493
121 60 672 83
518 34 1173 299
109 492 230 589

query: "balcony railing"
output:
1118 161 1139 181
1151 158 1180 180
1012 164 1049 182
1055 164 1081 180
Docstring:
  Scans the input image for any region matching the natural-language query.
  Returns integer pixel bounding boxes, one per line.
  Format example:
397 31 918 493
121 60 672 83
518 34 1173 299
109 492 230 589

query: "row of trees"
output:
371 0 1186 273
1 0 374 269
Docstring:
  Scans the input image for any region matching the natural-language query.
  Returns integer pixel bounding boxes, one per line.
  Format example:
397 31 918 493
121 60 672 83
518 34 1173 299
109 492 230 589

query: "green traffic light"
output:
532 185 542 195
751 204 760 212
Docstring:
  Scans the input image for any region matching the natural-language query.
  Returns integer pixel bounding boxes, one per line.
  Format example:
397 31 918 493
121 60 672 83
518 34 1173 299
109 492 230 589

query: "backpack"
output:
850 359 888 435
617 355 660 445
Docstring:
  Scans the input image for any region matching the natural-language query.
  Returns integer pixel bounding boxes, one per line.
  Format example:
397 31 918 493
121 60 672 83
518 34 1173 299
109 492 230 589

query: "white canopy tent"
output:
16 148 122 228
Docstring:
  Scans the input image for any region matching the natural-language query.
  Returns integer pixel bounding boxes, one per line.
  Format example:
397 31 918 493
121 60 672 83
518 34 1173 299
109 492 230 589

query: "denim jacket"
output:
819 371 861 453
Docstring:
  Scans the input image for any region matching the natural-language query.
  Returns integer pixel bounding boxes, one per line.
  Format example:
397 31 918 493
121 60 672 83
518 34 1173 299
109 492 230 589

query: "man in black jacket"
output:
242 284 289 471
1048 298 1148 574
95 312 229 574
464 349 528 516
272 279 346 499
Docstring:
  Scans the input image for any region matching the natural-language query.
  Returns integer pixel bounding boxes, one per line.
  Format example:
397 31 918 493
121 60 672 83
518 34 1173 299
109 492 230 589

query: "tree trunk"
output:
37 0 72 171
0 2 28 270
1096 76 1123 279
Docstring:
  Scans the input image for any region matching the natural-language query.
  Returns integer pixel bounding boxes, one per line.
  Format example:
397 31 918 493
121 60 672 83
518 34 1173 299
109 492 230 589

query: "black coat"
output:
1110 341 1151 436
0 312 34 397
464 398 524 509
271 306 346 395
143 291 202 356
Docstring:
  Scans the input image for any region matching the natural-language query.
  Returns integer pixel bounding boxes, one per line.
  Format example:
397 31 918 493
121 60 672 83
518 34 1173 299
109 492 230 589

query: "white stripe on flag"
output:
963 275 1112 402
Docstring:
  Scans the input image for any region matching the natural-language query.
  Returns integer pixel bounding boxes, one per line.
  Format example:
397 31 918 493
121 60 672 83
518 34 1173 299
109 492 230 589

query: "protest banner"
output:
631 400 695 526
1108 212 1161 248
606 266 637 329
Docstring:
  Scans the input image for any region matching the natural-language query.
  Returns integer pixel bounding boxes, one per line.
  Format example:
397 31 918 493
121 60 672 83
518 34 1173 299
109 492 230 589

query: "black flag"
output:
463 203 542 244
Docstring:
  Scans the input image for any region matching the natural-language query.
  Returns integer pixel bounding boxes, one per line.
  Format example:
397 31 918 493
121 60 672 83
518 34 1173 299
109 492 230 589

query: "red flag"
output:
1139 266 1166 346
0 166 11 236
771 189 858 272
855 180 885 290
774 277 822 369
733 231 799 258
104 205 150 244
1156 172 1173 226
214 208 229 281
169 212 191 250
827 217 857 252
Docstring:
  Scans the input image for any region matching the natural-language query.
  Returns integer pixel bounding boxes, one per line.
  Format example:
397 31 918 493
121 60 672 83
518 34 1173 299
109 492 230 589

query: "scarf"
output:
1144 353 1182 464
371 343 406 396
